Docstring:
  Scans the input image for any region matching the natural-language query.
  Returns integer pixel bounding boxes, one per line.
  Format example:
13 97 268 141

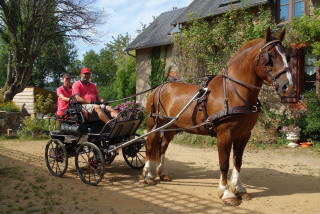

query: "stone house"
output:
127 0 319 107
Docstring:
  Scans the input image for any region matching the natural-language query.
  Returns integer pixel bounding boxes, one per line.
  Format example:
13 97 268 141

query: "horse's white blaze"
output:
275 46 288 68
275 46 293 88
143 160 155 179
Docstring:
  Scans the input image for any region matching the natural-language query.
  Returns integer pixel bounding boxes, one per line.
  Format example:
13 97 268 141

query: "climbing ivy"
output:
173 6 280 78
285 9 320 66
149 46 170 87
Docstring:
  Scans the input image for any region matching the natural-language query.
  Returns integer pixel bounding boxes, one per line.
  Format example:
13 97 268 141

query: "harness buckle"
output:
252 106 258 113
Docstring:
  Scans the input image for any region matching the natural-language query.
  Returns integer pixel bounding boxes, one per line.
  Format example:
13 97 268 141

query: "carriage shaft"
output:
107 88 208 153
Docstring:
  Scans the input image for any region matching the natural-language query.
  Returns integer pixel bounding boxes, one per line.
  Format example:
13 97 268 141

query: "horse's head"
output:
256 27 293 96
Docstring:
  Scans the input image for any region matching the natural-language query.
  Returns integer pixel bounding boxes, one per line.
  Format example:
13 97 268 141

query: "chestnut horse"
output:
143 27 293 206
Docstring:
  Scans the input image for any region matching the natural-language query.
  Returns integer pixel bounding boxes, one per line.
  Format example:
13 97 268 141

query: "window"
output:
279 0 305 22
303 49 318 92
219 0 241 7
169 24 181 35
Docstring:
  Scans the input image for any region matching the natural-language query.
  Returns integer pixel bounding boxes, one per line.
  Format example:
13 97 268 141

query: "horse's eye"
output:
269 52 276 59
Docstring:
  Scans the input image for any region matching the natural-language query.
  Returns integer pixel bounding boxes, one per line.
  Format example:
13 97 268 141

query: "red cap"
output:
81 67 91 74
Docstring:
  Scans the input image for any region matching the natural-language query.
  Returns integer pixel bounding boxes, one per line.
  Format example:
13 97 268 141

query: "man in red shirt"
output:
57 73 72 116
72 67 118 123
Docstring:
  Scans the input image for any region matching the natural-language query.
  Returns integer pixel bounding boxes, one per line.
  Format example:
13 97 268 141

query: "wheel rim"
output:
45 139 68 177
75 143 104 185
123 142 146 169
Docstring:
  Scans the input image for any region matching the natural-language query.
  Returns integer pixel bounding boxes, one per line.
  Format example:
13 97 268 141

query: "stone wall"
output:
0 111 30 135
135 44 175 106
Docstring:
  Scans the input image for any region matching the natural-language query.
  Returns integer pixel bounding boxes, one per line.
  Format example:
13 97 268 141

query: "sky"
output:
75 0 193 59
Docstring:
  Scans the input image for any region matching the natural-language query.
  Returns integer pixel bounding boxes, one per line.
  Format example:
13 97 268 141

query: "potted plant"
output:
281 124 301 148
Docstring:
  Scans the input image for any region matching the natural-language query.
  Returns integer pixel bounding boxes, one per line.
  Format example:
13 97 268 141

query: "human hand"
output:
102 101 109 105
90 101 101 104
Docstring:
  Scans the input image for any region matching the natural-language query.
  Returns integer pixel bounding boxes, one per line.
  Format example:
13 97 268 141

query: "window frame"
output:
302 48 320 94
277 0 306 23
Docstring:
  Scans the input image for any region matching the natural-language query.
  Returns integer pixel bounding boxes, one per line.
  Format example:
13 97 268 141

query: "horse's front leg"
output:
229 135 251 201
217 134 239 206
156 131 175 181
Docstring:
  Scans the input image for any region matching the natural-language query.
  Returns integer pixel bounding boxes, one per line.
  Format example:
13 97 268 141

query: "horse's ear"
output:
265 26 271 43
278 28 286 42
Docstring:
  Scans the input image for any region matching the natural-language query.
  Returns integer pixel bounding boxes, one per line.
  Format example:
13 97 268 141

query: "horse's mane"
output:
230 38 263 60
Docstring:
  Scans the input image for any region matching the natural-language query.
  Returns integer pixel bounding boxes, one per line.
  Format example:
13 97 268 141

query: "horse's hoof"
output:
223 198 240 206
237 193 252 201
160 175 172 181
144 179 156 185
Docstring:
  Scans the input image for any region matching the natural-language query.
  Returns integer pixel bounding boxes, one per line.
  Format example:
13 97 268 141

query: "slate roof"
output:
172 0 270 25
127 0 270 51
126 7 186 51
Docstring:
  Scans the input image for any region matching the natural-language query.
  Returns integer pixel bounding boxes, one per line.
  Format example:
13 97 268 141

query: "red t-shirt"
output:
72 80 98 102
57 85 72 116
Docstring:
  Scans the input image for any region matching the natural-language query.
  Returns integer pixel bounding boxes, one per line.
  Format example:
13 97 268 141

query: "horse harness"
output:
149 40 288 136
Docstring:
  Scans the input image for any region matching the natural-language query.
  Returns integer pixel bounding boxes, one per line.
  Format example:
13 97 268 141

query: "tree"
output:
82 48 117 86
107 34 136 99
30 36 78 89
0 0 106 101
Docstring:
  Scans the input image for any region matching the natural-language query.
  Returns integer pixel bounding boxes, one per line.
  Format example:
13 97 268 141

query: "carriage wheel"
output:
100 141 117 166
122 140 146 169
45 139 68 177
75 142 105 185
105 151 117 166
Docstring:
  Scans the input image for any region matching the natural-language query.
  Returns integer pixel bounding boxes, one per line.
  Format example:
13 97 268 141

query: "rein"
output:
107 75 213 103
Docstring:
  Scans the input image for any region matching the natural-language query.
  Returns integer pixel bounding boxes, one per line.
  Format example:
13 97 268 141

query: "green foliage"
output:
174 6 280 77
30 37 78 89
82 48 117 86
150 46 169 87
0 101 20 112
173 133 217 147
95 34 136 102
285 9 320 66
302 91 320 142
34 94 54 115
17 117 49 139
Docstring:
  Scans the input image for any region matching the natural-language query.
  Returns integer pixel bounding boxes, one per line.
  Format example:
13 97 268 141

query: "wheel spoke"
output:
45 139 68 177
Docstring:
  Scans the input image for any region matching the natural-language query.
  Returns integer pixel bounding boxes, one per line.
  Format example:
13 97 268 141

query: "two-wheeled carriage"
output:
45 99 146 185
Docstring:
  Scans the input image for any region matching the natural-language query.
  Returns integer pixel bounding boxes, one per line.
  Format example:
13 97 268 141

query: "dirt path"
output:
1 139 320 213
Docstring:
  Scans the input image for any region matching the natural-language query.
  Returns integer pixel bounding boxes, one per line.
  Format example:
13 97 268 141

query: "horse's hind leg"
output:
230 135 251 201
156 131 175 181
143 131 161 185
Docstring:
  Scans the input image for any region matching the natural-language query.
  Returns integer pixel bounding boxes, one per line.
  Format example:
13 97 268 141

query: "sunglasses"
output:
83 73 91 75
65 78 71 80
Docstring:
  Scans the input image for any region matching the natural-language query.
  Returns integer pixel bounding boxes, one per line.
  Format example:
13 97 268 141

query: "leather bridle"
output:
256 40 291 92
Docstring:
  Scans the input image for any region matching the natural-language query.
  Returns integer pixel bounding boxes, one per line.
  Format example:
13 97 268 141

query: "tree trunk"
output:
1 64 33 101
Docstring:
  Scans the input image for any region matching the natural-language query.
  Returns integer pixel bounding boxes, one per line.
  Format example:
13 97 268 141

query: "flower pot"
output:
286 130 300 148
300 142 313 148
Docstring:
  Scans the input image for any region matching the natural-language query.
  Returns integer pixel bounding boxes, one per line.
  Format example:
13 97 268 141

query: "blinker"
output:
262 52 269 65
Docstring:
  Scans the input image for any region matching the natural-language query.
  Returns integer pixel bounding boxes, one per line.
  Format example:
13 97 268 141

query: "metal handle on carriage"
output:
107 88 209 153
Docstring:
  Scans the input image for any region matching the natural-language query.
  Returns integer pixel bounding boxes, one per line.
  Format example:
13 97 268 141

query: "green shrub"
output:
303 91 320 143
0 101 20 112
173 133 217 147
34 94 54 116
17 117 50 139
